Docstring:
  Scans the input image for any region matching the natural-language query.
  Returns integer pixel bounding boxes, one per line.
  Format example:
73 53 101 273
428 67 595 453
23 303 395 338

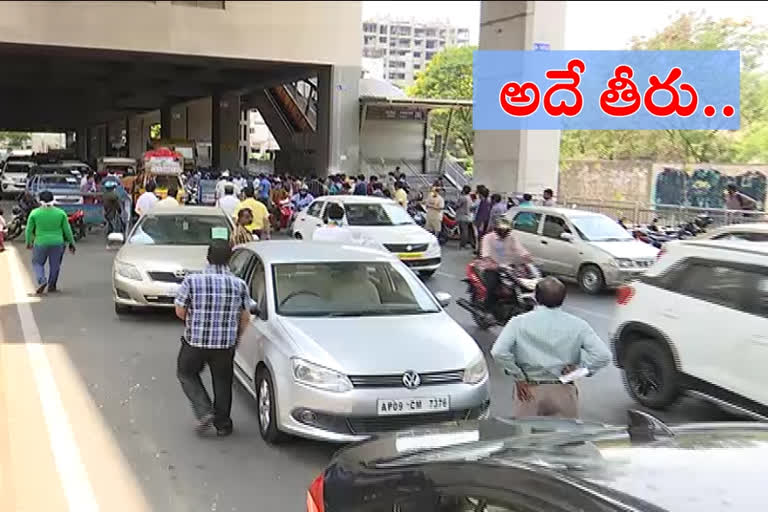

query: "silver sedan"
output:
230 241 491 443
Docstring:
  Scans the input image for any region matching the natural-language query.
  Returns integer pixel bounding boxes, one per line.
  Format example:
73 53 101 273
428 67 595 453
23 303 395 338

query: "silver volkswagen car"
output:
111 205 235 314
229 241 490 443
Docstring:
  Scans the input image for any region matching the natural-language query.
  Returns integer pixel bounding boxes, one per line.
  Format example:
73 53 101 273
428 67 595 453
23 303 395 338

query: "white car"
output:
697 222 768 242
230 241 489 443
0 160 34 196
611 240 768 420
292 195 441 277
506 206 658 293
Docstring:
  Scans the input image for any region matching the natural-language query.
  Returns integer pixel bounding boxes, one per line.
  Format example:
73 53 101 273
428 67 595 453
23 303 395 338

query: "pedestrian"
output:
354 174 368 195
135 180 159 216
292 185 314 211
542 188 556 206
156 186 180 208
230 208 256 246
175 240 250 436
394 181 408 208
371 181 385 197
490 277 611 419
367 175 379 195
257 173 272 206
102 180 123 239
385 172 397 196
425 187 445 236
0 207 6 252
519 193 534 207
313 202 354 243
234 186 271 240
489 193 508 229
456 185 473 249
474 186 491 252
307 175 324 198
217 185 239 218
25 190 76 295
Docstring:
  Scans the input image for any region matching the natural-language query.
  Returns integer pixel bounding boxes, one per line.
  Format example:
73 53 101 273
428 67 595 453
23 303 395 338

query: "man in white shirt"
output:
135 181 159 216
313 203 387 251
215 170 241 201
155 186 180 208
217 185 239 219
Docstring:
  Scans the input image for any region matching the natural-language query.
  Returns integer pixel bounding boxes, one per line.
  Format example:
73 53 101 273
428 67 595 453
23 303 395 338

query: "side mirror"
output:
560 232 574 242
107 233 125 244
248 299 260 316
435 292 452 307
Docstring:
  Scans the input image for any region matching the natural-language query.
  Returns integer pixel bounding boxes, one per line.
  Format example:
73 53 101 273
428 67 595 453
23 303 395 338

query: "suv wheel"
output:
578 264 605 294
622 339 680 409
256 368 287 444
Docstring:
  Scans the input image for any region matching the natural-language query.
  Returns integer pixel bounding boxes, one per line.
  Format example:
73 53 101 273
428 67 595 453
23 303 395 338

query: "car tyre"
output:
114 302 132 315
578 264 605 294
256 368 287 444
622 339 680 409
419 270 436 279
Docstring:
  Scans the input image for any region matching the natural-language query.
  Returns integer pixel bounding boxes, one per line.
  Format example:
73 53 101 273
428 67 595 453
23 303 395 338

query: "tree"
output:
407 46 474 158
0 131 32 149
560 12 768 163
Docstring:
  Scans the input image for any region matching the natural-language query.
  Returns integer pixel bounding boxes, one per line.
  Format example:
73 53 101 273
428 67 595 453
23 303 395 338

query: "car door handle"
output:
315 223 321 227
661 309 679 319
540 239 548 245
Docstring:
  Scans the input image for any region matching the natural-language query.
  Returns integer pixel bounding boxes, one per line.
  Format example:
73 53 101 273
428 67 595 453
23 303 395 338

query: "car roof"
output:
37 174 79 180
677 239 768 257
509 206 604 217
143 206 227 217
706 222 768 235
313 195 399 206
335 415 768 512
239 240 395 264
3 160 34 166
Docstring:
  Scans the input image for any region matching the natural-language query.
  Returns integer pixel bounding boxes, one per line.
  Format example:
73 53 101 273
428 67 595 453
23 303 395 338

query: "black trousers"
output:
177 338 235 429
459 221 473 248
484 269 500 310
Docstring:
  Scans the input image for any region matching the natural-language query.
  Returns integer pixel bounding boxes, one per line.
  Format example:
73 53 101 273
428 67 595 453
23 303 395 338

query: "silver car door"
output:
510 211 543 264
229 249 256 377
539 215 581 276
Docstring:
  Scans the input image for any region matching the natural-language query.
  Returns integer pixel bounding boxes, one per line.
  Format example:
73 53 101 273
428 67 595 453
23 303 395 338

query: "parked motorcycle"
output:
440 204 460 243
5 205 26 241
456 261 542 330
68 210 86 241
407 200 427 227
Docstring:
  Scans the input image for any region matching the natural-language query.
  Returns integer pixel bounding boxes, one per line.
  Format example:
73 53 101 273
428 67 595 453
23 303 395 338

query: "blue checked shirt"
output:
174 265 250 349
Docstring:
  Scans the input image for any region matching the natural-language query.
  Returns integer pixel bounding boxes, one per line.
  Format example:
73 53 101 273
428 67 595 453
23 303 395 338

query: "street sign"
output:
533 42 550 51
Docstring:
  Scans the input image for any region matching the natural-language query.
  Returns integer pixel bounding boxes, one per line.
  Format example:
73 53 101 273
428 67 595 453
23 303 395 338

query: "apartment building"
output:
362 18 470 87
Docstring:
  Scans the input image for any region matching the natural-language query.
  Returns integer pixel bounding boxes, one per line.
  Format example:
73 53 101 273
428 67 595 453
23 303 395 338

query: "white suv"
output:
611 240 768 420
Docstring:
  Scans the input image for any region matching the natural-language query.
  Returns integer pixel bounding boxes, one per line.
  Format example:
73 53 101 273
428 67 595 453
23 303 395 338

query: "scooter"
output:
440 204 460 243
407 200 427 227
68 210 87 241
278 198 295 231
5 205 27 241
457 261 542 330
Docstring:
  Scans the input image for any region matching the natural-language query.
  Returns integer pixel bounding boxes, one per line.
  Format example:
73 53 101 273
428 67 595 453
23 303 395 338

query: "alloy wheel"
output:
258 378 271 433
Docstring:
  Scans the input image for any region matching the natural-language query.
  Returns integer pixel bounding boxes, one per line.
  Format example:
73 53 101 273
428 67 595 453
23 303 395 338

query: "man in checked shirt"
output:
175 239 250 436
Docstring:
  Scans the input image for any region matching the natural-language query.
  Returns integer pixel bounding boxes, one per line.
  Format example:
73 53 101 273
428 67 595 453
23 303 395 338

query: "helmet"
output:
103 180 118 189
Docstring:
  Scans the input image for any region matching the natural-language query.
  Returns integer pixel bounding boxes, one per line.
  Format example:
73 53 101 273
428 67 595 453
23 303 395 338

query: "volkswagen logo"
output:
174 269 188 279
402 370 421 389
405 245 413 251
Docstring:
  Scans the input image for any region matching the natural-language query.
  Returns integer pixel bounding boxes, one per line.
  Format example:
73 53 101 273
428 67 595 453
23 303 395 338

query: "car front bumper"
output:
113 272 180 308
603 266 649 288
275 375 491 443
1 181 26 194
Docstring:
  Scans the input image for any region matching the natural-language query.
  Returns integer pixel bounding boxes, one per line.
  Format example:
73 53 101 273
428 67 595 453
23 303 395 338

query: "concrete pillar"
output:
104 122 111 157
76 128 87 161
212 92 240 171
170 104 187 139
160 105 172 139
317 65 361 177
128 116 143 159
65 131 76 149
475 0 566 196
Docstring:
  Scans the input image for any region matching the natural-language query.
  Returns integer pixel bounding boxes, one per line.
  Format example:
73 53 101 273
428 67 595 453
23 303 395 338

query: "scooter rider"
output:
480 217 532 314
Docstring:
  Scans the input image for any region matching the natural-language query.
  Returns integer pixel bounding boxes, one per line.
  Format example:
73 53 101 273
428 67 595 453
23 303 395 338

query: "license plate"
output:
398 252 425 260
377 396 449 416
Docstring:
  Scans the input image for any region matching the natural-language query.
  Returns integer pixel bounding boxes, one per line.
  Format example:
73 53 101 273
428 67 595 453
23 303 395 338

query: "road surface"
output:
0 221 731 511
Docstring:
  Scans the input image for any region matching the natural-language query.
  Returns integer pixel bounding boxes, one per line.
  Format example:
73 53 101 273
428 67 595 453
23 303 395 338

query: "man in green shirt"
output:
25 190 76 295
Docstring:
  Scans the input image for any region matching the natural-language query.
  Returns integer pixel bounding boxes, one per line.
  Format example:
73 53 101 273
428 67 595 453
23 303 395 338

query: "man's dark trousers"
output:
177 338 235 430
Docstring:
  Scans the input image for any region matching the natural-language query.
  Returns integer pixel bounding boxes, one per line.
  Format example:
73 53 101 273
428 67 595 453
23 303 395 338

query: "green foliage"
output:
149 123 162 140
561 12 768 164
0 131 32 148
408 46 475 157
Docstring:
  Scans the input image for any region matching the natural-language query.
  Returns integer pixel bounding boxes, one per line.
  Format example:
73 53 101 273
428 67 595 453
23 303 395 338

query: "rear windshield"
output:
41 175 80 187
3 162 33 174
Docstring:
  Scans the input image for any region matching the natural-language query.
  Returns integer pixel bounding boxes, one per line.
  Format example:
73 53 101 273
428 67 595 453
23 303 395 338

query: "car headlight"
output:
114 261 143 281
291 358 352 393
463 355 488 384
428 236 441 253
614 258 634 269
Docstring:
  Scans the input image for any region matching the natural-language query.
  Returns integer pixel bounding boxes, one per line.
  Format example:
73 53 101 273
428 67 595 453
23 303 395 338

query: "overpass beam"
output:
474 0 566 196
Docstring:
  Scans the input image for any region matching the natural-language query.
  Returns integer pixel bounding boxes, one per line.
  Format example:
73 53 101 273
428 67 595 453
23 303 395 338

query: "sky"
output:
362 1 768 50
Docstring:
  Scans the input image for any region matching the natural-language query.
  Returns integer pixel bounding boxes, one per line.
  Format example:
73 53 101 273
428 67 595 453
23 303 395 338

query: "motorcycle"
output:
407 200 427 227
278 198 295 231
457 261 542 330
5 205 27 241
440 203 460 243
68 210 87 241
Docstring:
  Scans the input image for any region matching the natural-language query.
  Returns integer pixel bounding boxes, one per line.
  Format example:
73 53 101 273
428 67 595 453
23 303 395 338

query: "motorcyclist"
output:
479 217 532 315
102 180 123 237
18 191 39 218
291 185 314 211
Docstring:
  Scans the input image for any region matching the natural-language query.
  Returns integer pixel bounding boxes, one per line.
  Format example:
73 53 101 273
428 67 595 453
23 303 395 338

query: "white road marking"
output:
7 247 98 512
436 271 458 279
564 304 612 321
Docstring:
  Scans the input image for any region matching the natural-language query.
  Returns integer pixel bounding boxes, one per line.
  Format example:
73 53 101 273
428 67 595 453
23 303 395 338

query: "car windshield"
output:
570 215 633 242
41 175 79 188
128 214 230 246
152 174 180 189
30 166 79 176
105 165 135 176
273 261 439 316
344 203 414 226
3 162 32 174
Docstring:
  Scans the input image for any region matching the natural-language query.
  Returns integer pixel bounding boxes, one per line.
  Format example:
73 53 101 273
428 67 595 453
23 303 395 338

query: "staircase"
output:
267 80 317 133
